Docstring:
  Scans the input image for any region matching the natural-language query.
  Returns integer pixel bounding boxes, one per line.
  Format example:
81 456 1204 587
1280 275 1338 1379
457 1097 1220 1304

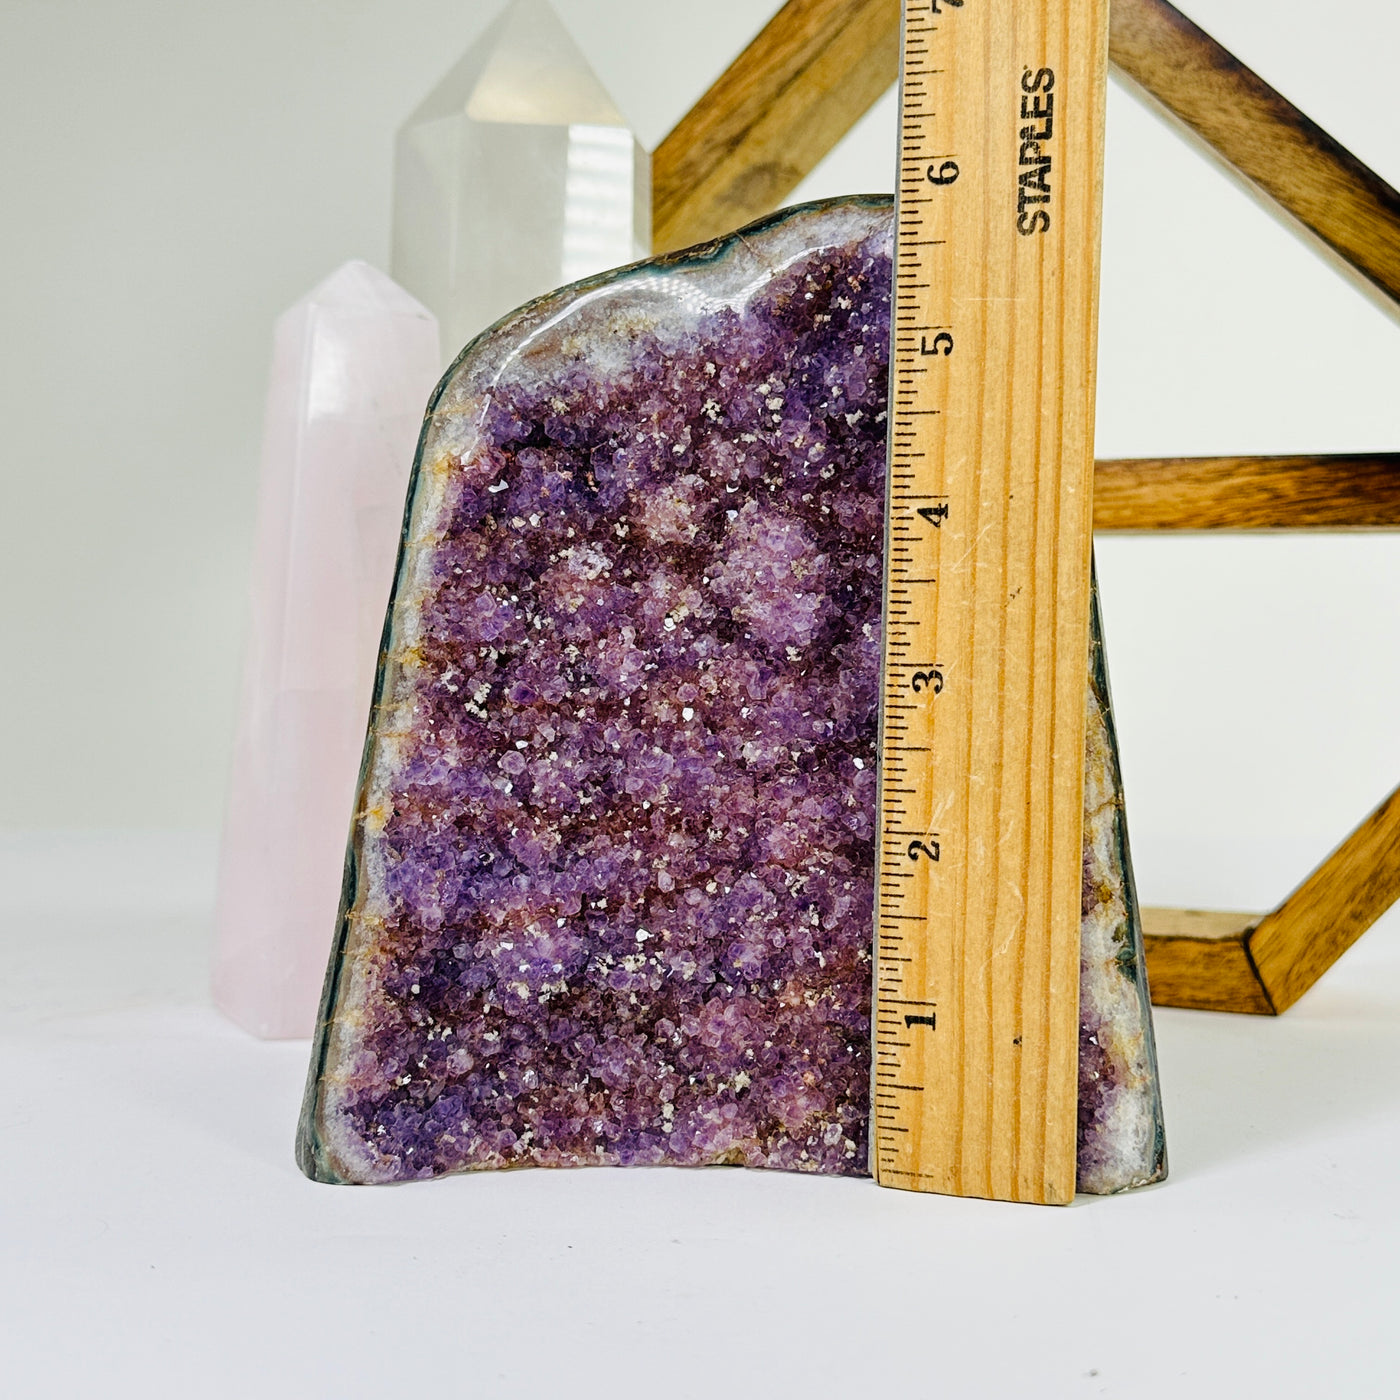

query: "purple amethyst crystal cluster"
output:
299 198 1165 1193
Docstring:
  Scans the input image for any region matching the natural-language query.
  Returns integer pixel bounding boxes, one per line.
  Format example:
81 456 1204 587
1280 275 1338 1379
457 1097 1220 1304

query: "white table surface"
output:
3 833 1398 1399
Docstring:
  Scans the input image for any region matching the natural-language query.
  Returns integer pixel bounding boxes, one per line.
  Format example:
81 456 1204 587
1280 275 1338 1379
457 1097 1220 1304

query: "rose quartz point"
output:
213 261 441 1038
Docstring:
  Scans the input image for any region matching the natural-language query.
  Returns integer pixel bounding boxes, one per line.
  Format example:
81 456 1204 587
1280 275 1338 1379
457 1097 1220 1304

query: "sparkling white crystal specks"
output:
1077 576 1168 1193
299 199 1166 1194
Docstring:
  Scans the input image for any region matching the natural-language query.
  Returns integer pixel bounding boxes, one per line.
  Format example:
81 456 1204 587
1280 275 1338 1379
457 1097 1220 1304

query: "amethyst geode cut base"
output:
298 197 1166 1193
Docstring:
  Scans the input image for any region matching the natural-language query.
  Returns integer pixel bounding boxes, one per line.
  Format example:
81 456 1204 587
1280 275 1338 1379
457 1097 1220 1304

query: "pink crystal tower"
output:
214 262 441 1038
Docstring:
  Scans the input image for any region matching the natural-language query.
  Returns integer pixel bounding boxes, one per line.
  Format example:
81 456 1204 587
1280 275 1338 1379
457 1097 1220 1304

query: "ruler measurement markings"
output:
872 0 1106 1205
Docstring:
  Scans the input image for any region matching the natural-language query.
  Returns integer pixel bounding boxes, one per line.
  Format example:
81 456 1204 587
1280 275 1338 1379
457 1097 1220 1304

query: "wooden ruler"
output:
873 0 1109 1205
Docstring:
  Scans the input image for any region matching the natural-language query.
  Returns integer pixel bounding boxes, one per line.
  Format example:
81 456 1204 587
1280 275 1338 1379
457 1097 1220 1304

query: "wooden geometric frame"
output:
651 0 1400 1014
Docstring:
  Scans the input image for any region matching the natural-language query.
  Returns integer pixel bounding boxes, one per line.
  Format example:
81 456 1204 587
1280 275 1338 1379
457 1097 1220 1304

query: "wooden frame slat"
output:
1249 783 1400 1012
651 0 900 253
1109 0 1400 310
1144 785 1400 1014
1140 909 1273 1015
1093 454 1400 531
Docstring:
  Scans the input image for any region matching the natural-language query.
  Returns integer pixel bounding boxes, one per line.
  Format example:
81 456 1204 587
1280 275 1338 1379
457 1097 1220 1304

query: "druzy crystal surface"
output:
299 198 1165 1192
1078 582 1167 1194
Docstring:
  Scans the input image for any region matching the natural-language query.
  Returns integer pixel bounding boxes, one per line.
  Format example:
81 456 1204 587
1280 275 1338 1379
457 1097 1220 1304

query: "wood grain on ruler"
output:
1110 0 1400 310
874 0 1108 1206
651 0 900 253
1093 454 1400 531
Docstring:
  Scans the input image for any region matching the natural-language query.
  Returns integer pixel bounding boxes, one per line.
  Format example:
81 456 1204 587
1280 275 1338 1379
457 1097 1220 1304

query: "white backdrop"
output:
1 0 1397 920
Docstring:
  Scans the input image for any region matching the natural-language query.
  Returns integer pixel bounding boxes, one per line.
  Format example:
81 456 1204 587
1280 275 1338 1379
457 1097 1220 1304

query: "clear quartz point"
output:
392 0 650 361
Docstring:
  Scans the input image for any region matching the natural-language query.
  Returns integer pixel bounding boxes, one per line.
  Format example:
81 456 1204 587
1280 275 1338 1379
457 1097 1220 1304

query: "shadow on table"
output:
1152 950 1400 1179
